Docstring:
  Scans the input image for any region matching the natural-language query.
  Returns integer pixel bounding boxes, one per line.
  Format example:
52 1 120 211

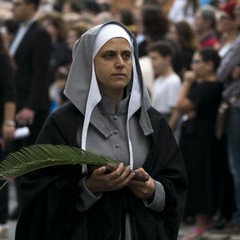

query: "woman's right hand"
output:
85 163 135 194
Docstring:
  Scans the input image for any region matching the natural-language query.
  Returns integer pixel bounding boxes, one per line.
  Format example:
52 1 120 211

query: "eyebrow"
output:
100 49 132 53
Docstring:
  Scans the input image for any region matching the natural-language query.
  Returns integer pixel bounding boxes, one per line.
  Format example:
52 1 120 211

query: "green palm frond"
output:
0 144 120 180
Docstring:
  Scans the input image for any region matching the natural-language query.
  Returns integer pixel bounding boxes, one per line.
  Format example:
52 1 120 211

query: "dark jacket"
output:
11 21 52 112
15 102 187 240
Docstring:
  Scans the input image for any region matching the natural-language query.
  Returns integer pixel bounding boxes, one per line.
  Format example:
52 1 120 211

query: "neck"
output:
22 14 34 24
202 73 216 82
225 30 239 43
100 89 124 107
159 66 174 78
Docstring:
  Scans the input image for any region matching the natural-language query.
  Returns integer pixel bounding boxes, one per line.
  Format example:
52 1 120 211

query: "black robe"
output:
15 102 187 240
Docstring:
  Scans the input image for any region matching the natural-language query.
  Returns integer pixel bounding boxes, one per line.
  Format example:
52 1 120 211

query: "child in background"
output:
148 40 182 140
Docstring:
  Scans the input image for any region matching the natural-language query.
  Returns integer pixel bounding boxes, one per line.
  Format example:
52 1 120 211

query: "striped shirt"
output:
217 35 240 107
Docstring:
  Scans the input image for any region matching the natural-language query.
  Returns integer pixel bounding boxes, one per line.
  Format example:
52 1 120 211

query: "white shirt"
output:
151 73 182 114
218 42 234 58
168 0 195 24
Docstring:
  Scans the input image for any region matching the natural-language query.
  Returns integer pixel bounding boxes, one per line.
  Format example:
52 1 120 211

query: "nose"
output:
115 55 124 68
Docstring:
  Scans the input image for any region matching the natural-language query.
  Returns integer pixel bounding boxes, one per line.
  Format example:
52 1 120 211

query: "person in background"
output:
0 30 16 238
194 6 220 49
61 0 81 14
173 48 222 239
139 4 184 76
167 20 199 72
137 4 184 95
80 0 101 24
93 2 113 25
211 1 239 230
49 21 89 113
168 0 199 24
8 0 52 220
38 11 72 84
217 1 238 58
59 0 82 25
216 2 240 234
147 40 182 141
137 4 168 57
15 20 187 240
116 8 138 36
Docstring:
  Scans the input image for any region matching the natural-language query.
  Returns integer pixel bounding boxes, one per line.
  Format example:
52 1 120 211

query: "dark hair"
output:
82 1 101 15
25 0 40 10
147 40 174 59
198 48 220 71
38 12 68 40
199 6 217 29
141 5 170 40
174 21 198 51
118 9 135 26
100 2 111 12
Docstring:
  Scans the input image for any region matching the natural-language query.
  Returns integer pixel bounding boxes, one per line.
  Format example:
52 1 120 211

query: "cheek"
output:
95 67 103 80
95 63 110 82
192 65 202 76
152 58 160 68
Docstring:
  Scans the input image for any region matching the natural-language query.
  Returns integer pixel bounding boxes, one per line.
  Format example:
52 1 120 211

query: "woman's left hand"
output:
127 168 155 200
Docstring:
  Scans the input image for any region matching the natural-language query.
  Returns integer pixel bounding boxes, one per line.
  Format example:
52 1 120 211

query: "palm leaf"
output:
0 144 120 180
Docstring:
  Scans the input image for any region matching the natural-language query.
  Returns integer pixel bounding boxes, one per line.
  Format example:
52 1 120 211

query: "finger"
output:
119 165 133 179
109 162 125 179
93 166 107 176
117 171 135 188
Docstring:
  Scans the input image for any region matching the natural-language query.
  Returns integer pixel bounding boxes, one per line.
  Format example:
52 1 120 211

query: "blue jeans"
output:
227 106 240 224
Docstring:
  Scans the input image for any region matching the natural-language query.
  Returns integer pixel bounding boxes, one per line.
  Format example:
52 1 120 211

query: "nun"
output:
15 21 187 240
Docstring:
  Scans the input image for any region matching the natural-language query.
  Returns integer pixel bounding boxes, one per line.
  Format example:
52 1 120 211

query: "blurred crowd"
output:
0 0 240 239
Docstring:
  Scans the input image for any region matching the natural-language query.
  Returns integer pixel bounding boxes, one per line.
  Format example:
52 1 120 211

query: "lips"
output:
112 73 127 78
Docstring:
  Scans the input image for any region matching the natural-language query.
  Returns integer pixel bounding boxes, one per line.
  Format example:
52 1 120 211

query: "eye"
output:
122 51 131 60
102 51 115 59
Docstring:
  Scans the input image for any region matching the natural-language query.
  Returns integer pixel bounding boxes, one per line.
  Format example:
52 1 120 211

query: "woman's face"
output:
148 51 170 76
191 52 211 78
94 37 132 97
167 24 179 43
217 12 235 32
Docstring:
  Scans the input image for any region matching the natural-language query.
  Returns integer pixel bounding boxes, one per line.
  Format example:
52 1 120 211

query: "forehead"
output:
98 37 131 51
149 51 164 58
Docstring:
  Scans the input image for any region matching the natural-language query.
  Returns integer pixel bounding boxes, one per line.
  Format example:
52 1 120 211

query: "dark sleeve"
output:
26 29 52 111
187 83 205 107
0 52 16 102
148 109 187 240
16 107 84 240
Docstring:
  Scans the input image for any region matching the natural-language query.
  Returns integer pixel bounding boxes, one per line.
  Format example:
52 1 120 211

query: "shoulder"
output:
37 102 83 145
168 74 181 84
147 107 167 126
51 101 81 122
29 21 51 40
